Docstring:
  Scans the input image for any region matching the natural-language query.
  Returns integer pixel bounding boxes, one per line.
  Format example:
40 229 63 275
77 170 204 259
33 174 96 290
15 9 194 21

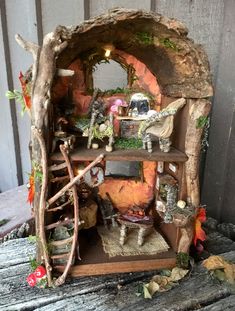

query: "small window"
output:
105 161 141 179
93 60 127 91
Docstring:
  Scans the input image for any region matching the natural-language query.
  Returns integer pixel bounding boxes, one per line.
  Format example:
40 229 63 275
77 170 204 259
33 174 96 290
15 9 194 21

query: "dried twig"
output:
47 154 104 206
54 145 80 287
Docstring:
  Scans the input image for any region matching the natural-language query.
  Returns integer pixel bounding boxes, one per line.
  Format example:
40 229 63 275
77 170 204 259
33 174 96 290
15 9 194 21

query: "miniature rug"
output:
97 226 169 257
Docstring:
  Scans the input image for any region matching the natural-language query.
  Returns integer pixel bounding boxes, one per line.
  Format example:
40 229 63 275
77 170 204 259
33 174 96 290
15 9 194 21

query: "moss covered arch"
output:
54 8 213 98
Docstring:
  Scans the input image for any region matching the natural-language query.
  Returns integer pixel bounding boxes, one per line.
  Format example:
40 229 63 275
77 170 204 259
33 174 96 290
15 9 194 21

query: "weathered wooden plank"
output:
198 296 235 311
0 185 31 237
202 0 235 223
5 0 39 184
0 238 235 311
41 0 84 34
0 2 21 191
90 0 151 17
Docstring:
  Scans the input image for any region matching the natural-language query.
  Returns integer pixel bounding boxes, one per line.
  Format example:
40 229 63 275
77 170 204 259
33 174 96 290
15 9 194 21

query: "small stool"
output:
117 217 153 246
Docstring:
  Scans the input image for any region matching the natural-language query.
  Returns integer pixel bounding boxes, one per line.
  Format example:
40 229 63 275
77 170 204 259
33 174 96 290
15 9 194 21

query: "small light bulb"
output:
105 49 111 57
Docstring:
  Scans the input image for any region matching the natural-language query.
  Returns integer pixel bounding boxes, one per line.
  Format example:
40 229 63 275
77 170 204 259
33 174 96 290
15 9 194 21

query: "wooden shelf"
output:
51 140 188 163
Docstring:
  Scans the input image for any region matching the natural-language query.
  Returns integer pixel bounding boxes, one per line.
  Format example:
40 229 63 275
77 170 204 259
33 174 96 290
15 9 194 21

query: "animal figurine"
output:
139 98 186 152
129 93 150 116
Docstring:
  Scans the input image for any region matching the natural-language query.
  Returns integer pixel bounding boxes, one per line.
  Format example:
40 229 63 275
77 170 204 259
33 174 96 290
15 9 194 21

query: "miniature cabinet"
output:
16 9 212 286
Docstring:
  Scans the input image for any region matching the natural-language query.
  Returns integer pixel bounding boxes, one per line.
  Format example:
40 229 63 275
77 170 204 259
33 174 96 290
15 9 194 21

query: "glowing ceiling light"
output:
103 44 115 58
105 49 111 57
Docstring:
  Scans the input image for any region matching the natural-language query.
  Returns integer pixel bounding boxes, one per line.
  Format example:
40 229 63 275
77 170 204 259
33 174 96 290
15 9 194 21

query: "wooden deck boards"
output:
1 235 235 310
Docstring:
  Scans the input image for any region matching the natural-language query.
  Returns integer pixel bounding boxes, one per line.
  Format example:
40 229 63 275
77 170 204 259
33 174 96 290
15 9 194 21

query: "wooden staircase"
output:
33 128 103 287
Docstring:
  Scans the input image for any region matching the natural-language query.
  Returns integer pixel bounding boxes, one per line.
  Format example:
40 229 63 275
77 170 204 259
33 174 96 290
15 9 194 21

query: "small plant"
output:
6 71 31 116
6 90 26 115
29 257 40 271
176 252 190 269
136 32 153 45
92 123 113 140
159 38 179 51
27 235 38 244
103 87 132 96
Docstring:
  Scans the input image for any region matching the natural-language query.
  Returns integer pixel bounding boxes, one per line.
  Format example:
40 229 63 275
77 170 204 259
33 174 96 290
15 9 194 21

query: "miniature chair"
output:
139 98 186 152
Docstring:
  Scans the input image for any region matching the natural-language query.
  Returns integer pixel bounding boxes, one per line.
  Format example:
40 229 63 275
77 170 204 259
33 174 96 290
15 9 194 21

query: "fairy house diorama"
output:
14 9 213 287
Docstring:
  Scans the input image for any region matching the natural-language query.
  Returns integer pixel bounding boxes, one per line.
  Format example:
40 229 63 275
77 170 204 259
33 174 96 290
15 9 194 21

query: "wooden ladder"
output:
33 128 104 287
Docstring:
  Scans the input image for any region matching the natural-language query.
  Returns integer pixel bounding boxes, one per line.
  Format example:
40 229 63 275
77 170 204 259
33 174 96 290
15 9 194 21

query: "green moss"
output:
136 32 154 45
159 38 179 51
114 137 143 149
176 252 190 269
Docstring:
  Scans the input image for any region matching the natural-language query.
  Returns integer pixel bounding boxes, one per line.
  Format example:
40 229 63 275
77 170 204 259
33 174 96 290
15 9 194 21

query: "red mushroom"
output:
34 266 46 278
26 273 37 287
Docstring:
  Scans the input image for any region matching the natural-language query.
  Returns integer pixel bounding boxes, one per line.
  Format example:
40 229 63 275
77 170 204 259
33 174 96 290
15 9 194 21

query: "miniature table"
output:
117 216 154 246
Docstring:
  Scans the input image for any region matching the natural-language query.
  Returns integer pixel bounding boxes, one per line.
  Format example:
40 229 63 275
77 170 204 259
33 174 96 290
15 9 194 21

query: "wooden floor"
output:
55 228 176 277
1 221 235 310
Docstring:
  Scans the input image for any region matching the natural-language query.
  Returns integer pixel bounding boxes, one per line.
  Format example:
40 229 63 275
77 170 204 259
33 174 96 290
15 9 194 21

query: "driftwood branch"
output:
53 145 80 287
185 99 211 206
48 154 104 206
46 200 71 212
32 127 52 286
15 34 39 60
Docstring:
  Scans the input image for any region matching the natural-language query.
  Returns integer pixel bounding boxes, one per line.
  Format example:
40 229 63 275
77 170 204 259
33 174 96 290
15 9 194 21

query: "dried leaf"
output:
151 275 171 292
170 267 189 282
27 173 35 204
143 284 152 299
194 208 206 246
202 255 227 271
203 255 235 284
147 281 160 296
213 269 226 282
224 263 235 284
160 269 172 277
19 71 31 109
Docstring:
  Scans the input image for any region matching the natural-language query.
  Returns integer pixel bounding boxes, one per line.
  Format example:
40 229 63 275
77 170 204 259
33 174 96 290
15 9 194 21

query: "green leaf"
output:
143 284 152 299
5 90 16 99
29 256 40 271
35 170 43 182
213 269 226 282
160 269 172 277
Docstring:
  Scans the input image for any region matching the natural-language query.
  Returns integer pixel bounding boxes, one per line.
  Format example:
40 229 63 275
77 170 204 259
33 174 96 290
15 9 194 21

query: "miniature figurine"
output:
129 93 150 116
87 96 114 152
